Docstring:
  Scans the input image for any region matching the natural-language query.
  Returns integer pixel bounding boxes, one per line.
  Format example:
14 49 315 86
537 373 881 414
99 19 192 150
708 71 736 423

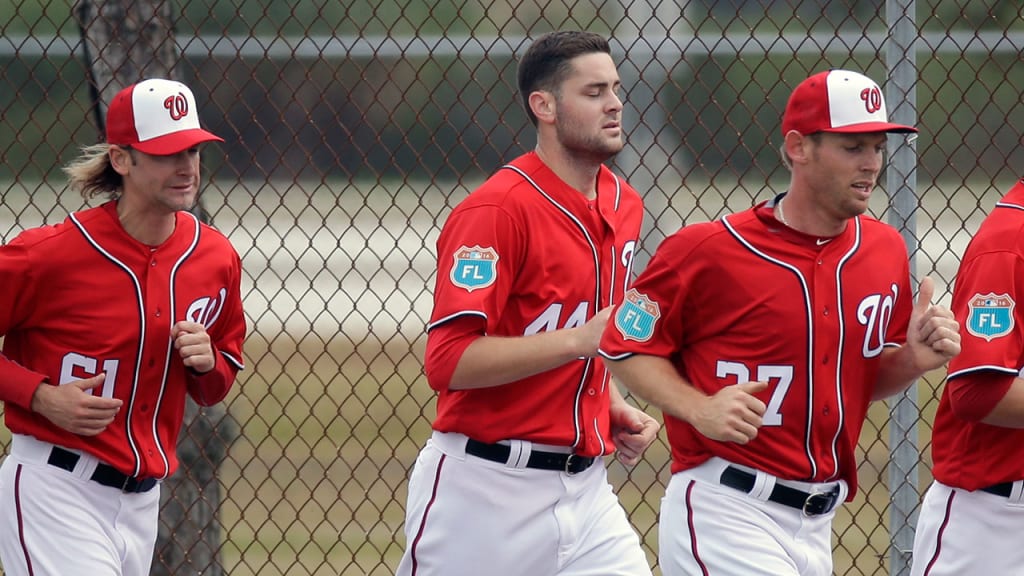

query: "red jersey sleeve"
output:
429 201 525 335
424 315 485 392
930 200 1024 490
600 226 704 359
946 371 1014 422
948 250 1024 378
941 248 1022 422
186 234 246 405
0 232 53 409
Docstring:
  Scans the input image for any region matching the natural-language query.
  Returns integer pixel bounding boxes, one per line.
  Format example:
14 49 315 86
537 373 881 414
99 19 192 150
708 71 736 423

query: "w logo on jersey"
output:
857 284 897 358
186 288 227 328
615 289 660 342
967 292 1015 341
450 245 498 292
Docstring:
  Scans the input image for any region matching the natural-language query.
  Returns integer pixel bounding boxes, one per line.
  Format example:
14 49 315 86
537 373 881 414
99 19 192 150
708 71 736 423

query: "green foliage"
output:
1 0 77 35
4 0 1024 183
0 56 94 181
180 0 512 37
200 0 613 36
918 0 1024 31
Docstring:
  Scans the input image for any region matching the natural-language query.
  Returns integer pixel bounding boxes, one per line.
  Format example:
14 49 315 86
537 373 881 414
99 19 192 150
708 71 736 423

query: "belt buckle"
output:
802 490 837 517
564 454 581 475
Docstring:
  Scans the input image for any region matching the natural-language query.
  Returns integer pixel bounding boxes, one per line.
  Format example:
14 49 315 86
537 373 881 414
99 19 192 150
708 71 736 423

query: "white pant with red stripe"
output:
0 434 161 576
660 457 846 576
396 431 651 576
911 480 1024 576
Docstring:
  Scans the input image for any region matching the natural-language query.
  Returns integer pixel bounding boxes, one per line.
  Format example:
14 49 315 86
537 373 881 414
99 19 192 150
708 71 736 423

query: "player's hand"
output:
572 305 614 358
172 321 216 373
691 380 768 444
610 402 660 466
907 276 961 371
30 373 123 436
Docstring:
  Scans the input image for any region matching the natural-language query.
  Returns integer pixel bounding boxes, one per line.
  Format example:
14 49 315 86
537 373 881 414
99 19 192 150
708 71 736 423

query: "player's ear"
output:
108 145 133 175
529 90 556 125
783 130 810 165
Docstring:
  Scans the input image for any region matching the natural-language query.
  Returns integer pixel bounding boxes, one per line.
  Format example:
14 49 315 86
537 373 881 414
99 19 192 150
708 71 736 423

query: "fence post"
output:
885 0 920 574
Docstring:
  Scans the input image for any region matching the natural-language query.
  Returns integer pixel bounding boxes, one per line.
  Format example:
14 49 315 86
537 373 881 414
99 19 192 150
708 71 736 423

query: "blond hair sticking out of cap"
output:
0 75 245 576
64 78 223 200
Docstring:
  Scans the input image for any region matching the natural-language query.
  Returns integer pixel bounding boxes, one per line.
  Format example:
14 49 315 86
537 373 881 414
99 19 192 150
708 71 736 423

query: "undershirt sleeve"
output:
424 315 486 392
946 371 1015 422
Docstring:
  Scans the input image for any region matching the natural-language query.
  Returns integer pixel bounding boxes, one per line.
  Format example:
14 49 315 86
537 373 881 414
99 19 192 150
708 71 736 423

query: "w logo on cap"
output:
860 86 883 114
105 78 224 155
781 69 917 135
165 93 190 121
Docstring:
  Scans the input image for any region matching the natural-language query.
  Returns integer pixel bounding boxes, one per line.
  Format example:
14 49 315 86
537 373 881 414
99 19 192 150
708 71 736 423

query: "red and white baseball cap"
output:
105 78 224 155
781 69 917 136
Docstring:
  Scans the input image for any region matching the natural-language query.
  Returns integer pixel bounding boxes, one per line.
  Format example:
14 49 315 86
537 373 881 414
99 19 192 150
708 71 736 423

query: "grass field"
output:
0 175 1012 575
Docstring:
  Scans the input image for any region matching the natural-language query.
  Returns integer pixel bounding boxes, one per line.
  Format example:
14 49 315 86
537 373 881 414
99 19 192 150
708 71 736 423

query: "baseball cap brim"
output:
129 128 225 156
822 121 918 134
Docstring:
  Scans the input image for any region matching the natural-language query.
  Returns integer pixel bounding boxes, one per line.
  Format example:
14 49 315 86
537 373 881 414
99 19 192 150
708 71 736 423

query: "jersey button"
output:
587 388 596 396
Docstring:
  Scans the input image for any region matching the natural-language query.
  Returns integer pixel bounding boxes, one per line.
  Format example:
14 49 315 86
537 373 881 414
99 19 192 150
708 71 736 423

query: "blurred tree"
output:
73 1 239 575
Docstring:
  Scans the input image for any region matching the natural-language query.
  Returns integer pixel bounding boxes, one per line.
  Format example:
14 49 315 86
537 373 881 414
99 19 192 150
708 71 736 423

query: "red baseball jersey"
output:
425 152 643 457
931 181 1024 491
600 199 912 496
0 201 246 479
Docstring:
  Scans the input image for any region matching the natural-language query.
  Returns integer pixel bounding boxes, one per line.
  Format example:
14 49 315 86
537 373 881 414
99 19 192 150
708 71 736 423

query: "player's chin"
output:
601 138 624 157
170 193 199 211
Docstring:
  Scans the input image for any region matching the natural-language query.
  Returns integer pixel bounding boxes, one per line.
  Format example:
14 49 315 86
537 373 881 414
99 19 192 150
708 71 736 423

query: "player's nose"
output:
606 90 624 112
862 149 883 173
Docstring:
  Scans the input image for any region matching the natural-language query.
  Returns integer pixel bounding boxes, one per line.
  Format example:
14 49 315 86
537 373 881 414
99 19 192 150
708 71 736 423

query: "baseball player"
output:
396 31 659 576
0 78 246 576
909 179 1024 575
599 69 960 576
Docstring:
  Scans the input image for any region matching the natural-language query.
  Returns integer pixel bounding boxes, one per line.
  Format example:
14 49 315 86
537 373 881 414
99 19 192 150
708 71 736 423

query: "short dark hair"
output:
516 31 612 126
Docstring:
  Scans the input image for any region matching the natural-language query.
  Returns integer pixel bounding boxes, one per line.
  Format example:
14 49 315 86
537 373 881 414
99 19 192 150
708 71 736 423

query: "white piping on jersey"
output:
947 364 1021 381
426 310 487 332
826 219 861 482
71 212 148 477
603 244 618 398
69 211 201 480
503 164 611 454
611 173 623 211
151 214 201 477
721 214 861 480
598 349 632 361
220 349 244 371
995 201 1024 211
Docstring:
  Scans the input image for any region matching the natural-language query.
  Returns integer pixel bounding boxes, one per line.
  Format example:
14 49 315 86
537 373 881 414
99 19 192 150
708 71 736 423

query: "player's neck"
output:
115 197 177 246
533 143 601 200
777 192 848 238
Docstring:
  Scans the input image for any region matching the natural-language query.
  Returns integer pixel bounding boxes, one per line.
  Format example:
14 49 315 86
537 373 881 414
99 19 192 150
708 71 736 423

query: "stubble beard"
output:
557 123 623 164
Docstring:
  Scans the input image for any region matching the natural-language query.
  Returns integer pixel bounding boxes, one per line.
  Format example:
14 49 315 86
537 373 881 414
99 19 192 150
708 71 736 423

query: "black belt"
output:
981 482 1014 497
719 466 839 517
46 446 158 494
465 439 595 475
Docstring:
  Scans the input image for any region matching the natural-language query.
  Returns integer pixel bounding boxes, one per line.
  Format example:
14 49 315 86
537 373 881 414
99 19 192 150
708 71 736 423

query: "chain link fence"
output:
2 1 1024 575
